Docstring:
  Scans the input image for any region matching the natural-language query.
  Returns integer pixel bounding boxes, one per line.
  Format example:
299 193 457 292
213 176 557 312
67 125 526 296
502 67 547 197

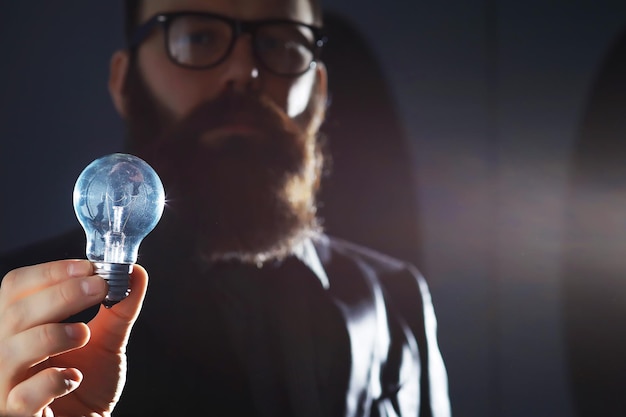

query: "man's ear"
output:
109 50 130 119
309 61 328 134
315 61 328 106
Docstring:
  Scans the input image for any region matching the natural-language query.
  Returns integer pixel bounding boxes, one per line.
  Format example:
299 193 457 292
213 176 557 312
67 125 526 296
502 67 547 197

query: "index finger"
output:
1 260 93 305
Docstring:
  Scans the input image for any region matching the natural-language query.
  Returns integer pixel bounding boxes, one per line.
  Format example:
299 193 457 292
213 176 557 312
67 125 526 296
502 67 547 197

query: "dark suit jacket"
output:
0 229 450 417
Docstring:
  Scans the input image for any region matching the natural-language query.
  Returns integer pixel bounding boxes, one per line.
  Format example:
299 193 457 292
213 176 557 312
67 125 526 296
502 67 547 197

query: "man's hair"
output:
124 0 142 44
124 0 323 45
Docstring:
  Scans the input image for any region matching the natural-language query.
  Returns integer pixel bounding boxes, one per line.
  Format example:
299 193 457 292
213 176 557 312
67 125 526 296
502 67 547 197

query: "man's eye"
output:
257 36 305 52
186 31 218 45
257 36 283 50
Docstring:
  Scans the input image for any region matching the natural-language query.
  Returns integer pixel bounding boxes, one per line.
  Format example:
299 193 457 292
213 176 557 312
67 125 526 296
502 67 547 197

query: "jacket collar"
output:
292 237 330 289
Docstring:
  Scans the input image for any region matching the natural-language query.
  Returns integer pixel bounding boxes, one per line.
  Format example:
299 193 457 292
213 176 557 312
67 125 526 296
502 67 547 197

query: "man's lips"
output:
199 124 266 146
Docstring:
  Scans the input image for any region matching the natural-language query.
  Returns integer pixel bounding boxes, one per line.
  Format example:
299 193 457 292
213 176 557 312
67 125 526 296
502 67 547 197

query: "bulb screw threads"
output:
93 262 133 308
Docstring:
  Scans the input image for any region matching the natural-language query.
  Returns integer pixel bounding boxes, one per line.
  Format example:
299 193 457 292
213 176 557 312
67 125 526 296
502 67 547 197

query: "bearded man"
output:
0 0 450 416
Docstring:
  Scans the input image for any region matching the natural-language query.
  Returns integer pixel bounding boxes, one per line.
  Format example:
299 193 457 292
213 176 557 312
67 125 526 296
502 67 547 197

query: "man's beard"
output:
123 61 324 265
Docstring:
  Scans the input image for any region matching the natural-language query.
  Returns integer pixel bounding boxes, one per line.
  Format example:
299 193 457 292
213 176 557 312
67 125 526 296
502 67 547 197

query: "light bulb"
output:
73 153 165 308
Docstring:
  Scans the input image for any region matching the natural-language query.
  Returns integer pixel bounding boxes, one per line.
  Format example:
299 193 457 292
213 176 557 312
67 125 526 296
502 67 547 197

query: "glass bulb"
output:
73 153 165 308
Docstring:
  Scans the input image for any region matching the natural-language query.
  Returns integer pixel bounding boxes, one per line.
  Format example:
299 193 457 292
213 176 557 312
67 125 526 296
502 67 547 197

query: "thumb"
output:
87 264 149 352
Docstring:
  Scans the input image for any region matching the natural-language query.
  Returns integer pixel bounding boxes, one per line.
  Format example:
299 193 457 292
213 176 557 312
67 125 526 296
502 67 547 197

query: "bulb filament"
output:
102 180 139 263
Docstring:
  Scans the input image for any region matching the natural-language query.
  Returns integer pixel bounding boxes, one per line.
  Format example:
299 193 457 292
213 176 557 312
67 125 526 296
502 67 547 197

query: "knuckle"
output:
38 325 59 350
0 270 17 294
0 340 12 368
57 281 77 306
43 264 55 284
3 304 24 335
6 388 29 415
46 369 68 394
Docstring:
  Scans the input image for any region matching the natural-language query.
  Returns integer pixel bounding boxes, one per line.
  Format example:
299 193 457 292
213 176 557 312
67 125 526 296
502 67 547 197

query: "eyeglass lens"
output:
166 15 317 75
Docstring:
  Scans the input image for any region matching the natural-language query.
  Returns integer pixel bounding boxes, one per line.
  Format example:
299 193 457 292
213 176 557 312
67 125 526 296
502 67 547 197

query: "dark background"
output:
2 1 626 416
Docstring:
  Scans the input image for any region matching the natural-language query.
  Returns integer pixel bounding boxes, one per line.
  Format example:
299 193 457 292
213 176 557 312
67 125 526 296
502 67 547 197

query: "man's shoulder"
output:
0 229 85 276
314 234 432 321
314 234 421 280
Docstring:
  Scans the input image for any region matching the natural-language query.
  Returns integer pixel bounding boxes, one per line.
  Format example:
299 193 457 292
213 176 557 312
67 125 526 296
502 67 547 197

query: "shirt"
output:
0 230 451 417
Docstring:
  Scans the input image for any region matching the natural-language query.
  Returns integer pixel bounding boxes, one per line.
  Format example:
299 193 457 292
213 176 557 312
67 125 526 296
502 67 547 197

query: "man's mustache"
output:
153 91 299 149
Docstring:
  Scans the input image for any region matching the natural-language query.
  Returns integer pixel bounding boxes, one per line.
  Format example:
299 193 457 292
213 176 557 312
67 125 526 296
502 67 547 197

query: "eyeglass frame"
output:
128 11 328 77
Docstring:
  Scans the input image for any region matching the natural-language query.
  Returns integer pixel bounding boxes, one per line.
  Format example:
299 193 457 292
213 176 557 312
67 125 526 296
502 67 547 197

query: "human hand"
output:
0 260 148 417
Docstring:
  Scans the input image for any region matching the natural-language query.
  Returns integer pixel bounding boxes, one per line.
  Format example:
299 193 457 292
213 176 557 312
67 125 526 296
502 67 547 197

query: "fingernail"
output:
65 378 80 390
68 261 92 277
65 324 81 340
61 369 81 390
81 276 105 296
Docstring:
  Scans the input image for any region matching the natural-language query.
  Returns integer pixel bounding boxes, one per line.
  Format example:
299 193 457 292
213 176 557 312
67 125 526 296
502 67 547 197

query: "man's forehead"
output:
140 0 315 24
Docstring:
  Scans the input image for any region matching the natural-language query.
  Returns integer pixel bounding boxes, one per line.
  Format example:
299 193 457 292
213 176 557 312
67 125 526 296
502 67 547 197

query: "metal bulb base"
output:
93 262 133 308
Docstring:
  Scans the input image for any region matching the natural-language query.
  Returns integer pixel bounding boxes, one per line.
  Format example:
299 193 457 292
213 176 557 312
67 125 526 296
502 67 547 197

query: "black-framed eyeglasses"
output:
129 11 327 77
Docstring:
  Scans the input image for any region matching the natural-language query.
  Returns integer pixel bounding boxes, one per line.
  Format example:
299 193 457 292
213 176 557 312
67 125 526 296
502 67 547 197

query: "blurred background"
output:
2 1 626 416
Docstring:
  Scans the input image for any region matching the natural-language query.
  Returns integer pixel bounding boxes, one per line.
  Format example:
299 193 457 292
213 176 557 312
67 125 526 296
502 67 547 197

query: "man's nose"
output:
218 34 260 92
